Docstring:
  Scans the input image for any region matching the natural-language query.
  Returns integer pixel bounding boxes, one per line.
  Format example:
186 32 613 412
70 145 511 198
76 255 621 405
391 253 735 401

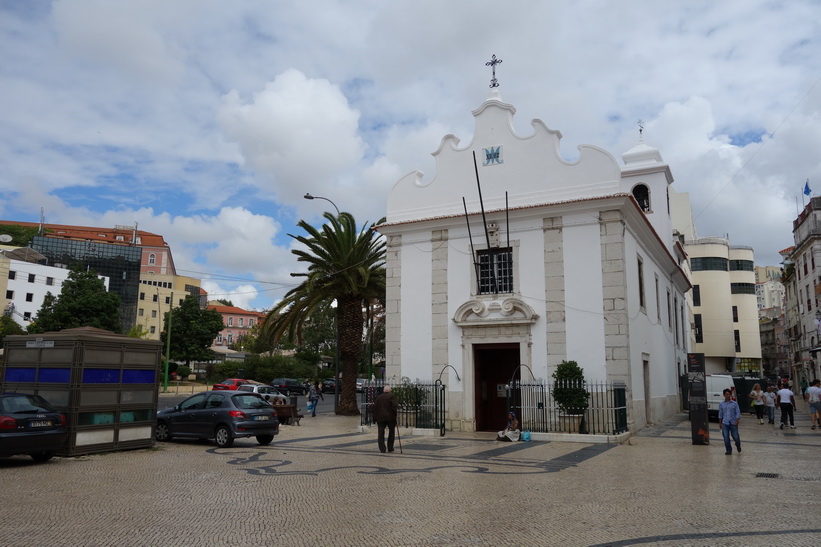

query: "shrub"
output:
552 360 589 414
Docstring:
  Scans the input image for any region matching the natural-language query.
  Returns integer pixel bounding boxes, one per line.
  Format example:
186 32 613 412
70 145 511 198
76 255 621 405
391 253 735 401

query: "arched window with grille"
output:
632 184 651 212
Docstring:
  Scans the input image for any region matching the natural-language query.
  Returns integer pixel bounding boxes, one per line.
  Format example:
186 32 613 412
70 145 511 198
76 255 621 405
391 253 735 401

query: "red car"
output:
212 378 247 391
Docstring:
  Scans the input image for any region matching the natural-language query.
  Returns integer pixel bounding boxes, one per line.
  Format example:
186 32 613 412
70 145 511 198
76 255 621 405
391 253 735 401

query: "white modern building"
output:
377 88 691 433
1 251 108 328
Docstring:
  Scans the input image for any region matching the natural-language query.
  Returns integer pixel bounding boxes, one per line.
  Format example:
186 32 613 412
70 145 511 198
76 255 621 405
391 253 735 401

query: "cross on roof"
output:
485 54 502 88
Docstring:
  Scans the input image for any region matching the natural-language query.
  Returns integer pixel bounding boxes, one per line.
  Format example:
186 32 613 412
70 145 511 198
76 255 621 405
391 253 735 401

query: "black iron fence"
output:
360 378 447 435
360 378 628 436
507 380 628 435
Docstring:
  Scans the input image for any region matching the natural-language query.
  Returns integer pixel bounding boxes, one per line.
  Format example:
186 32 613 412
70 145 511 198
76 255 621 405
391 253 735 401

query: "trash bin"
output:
289 395 298 407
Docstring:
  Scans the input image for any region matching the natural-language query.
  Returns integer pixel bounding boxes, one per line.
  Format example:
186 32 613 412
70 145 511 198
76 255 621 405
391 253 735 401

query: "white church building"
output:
377 87 691 433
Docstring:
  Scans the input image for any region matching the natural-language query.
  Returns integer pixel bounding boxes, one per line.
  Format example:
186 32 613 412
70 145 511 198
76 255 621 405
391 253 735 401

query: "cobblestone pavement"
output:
1 403 819 547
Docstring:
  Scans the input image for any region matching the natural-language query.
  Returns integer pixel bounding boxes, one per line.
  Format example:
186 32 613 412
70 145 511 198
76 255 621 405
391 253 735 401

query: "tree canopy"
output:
161 295 225 366
260 212 385 415
0 314 26 344
27 265 121 333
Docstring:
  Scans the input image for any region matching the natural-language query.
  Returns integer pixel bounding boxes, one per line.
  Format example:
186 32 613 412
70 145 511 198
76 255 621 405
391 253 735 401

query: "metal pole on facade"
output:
163 292 173 391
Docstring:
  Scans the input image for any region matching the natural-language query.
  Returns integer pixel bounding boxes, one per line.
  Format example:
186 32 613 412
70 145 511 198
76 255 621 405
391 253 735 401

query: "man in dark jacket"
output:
373 385 398 453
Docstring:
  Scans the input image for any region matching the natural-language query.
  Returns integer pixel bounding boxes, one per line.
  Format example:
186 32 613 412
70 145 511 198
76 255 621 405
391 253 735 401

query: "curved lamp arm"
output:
437 364 461 384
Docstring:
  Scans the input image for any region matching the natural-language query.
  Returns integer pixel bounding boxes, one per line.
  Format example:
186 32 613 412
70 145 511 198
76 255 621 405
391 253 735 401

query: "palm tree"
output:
260 212 386 415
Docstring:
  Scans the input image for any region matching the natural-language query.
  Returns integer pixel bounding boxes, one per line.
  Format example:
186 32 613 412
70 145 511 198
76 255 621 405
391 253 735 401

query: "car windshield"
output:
0 395 55 414
232 394 270 410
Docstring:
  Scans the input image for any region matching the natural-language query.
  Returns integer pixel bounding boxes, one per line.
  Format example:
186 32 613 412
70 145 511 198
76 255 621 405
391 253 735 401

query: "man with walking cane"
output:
374 385 398 453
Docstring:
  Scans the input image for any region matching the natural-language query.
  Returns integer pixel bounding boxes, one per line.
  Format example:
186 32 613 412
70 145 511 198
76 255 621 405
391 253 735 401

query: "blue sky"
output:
1 0 820 309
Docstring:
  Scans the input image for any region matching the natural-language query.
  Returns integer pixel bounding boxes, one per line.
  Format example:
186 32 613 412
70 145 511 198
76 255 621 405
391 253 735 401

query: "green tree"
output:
0 224 43 246
215 299 234 306
161 295 225 366
0 314 26 344
260 212 385 415
27 266 121 333
127 324 150 339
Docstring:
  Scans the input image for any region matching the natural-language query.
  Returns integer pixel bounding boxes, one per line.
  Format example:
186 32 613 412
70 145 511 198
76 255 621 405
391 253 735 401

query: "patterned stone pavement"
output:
1 402 819 546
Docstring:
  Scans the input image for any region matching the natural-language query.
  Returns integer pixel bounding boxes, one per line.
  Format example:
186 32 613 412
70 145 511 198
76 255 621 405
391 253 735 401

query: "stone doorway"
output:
473 343 520 432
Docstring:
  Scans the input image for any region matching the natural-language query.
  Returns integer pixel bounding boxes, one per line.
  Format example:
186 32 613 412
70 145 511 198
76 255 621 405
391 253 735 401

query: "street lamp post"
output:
304 193 340 216
304 192 341 411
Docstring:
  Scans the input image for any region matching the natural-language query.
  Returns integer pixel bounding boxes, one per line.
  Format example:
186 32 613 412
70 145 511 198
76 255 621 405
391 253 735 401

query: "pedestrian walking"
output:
777 383 796 429
763 385 777 424
718 388 741 455
373 385 398 453
805 379 821 431
308 381 323 417
749 383 765 424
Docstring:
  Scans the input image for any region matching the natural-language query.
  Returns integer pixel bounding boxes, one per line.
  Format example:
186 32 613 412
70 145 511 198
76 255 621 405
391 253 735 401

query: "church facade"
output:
377 89 691 433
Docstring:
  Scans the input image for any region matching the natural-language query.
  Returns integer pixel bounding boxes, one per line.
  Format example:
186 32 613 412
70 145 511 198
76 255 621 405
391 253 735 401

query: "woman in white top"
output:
749 384 765 424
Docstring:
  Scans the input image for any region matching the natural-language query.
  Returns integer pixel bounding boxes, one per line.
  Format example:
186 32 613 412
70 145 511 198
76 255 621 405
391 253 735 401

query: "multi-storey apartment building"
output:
784 198 821 384
208 303 265 349
0 220 196 335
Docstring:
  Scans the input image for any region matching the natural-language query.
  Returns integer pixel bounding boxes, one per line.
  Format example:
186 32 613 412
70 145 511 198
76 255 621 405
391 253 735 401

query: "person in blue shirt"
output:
718 388 742 455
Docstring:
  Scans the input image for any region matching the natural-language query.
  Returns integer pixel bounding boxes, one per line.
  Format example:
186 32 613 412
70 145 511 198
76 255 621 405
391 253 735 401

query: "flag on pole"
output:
804 180 811 196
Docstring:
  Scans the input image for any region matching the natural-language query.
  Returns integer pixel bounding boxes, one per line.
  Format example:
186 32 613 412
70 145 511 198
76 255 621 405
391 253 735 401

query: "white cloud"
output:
218 69 366 205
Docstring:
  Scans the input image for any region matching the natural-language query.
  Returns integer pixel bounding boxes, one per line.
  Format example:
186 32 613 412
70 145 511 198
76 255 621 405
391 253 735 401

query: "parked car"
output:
322 379 337 393
155 391 279 448
270 378 307 395
356 378 368 392
212 378 247 391
0 393 68 462
237 384 288 404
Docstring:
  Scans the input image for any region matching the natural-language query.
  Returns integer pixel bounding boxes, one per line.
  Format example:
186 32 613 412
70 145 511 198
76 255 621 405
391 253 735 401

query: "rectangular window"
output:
165 297 170 304
732 305 738 322
638 257 645 310
23 312 31 321
227 334 233 344
734 329 741 352
217 334 223 344
139 292 145 300
138 308 144 317
249 319 255 327
46 277 54 286
149 326 156 334
692 285 701 307
8 270 15 280
691 257 729 271
151 310 157 318
25 293 33 302
5 290 12 299
228 317 233 327
477 247 514 294
654 275 660 321
730 283 756 295
239 318 244 327
152 294 158 302
27 273 35 283
666 290 672 330
694 314 703 344
674 297 679 345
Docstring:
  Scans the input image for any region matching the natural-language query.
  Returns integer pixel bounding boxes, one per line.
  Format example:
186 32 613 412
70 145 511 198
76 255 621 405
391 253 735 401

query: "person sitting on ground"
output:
496 411 520 442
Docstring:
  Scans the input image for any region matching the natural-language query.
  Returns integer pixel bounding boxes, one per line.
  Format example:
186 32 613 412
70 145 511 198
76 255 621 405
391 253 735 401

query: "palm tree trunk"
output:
336 295 363 415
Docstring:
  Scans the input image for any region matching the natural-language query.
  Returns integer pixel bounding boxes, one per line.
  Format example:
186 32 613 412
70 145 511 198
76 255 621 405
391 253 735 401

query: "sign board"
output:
688 353 709 445
26 338 54 348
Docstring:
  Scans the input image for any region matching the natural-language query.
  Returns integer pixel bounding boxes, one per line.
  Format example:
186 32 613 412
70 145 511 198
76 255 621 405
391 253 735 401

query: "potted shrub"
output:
552 360 589 433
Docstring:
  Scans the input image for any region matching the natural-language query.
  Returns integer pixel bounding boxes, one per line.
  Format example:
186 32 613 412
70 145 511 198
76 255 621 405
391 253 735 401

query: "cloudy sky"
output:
1 0 819 310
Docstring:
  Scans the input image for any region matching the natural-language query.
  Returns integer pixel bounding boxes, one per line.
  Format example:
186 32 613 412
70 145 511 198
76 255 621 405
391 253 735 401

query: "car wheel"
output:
214 425 234 448
256 435 274 445
30 451 54 462
155 421 172 442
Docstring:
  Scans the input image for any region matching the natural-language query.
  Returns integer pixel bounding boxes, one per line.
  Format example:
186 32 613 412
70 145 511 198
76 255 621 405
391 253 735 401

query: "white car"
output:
237 384 288 404
356 378 368 392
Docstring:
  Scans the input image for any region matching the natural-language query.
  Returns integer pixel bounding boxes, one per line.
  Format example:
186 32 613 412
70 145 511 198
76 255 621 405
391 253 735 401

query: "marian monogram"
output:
483 145 503 166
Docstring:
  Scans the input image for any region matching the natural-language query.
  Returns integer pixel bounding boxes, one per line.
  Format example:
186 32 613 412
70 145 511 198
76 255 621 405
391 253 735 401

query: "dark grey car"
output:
155 391 279 448
0 393 68 462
